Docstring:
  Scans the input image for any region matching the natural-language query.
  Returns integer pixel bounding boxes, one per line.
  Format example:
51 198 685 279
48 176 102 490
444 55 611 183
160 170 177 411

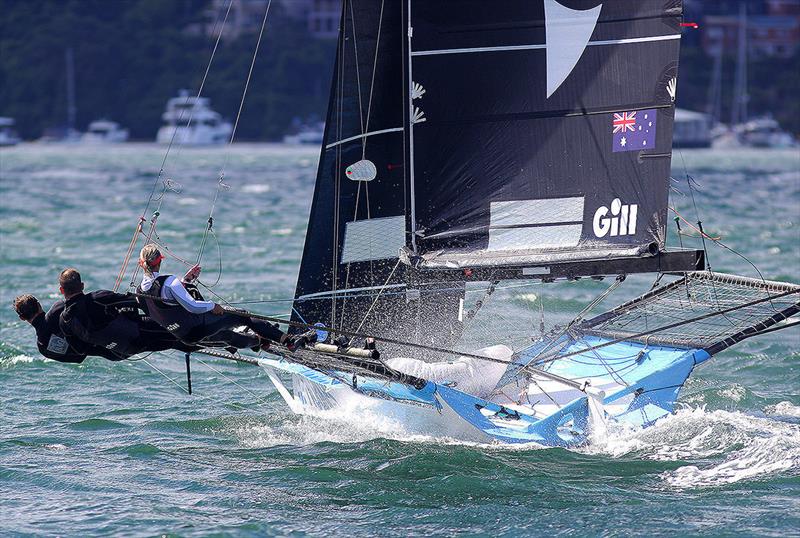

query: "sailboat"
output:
126 0 799 447
710 4 797 149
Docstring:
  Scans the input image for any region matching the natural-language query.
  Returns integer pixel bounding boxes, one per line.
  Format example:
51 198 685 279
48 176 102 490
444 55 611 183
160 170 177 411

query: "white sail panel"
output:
341 216 406 264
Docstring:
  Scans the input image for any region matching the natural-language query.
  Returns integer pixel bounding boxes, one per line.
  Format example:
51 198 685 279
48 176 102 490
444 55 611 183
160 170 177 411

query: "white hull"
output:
156 124 232 145
276 370 494 443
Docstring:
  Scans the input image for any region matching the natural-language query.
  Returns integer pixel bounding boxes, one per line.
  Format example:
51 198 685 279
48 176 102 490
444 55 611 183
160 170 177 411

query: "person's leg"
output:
244 318 286 343
132 320 191 353
198 329 259 349
190 313 262 349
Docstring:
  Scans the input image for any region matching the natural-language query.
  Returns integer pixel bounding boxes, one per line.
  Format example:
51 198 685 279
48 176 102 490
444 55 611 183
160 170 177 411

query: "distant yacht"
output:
81 119 129 144
672 109 711 148
707 5 797 149
156 90 232 145
0 117 22 146
282 120 325 145
736 116 797 148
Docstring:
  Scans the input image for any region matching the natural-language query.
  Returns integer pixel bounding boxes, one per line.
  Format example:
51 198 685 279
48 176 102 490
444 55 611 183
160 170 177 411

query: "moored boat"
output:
156 90 232 145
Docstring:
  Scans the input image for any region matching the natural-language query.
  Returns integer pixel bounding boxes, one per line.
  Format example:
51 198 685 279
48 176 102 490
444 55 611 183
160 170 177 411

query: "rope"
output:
347 0 366 148
141 358 189 394
351 259 402 340
193 356 273 407
362 0 386 158
113 217 145 291
516 276 625 378
114 0 233 291
125 287 800 377
197 0 274 266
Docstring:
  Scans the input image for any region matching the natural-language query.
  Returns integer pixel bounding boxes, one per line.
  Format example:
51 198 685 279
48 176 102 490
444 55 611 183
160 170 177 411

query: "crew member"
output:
13 294 122 363
135 244 312 350
56 268 197 359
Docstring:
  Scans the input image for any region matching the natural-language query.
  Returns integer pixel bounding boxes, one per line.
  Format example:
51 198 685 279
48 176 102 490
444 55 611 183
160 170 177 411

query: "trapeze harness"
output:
137 275 285 348
59 291 143 359
136 275 204 341
33 301 120 363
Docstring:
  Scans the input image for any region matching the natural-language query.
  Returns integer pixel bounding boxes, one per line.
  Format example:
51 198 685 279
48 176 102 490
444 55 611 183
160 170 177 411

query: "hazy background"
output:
1 0 798 141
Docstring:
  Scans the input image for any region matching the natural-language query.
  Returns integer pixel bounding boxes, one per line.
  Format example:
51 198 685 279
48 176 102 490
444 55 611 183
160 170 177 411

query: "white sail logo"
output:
545 0 603 98
593 198 638 238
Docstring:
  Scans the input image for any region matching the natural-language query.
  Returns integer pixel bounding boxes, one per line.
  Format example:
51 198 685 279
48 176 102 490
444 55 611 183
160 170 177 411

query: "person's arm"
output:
163 276 215 314
92 290 139 310
58 317 91 354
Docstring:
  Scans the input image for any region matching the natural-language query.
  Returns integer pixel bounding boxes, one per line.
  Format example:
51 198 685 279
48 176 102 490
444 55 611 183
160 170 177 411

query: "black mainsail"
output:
292 0 702 345
291 0 464 347
408 0 687 269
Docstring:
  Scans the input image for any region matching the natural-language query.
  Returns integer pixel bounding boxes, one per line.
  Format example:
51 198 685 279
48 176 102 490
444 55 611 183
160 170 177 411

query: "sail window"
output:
487 198 584 251
345 159 377 182
341 216 406 264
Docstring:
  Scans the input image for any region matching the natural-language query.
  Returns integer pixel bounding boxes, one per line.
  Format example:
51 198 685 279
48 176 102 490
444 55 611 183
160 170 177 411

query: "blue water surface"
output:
1 144 798 536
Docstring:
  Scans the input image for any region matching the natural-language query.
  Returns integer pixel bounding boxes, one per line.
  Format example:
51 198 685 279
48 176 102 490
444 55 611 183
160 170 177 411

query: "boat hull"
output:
259 337 710 447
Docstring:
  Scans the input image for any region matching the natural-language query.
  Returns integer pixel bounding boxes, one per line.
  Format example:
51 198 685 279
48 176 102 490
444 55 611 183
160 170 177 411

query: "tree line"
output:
0 0 333 140
1 0 797 140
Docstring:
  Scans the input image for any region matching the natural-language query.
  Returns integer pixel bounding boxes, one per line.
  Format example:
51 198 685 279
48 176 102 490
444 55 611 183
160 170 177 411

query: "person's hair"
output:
13 294 41 320
139 244 162 275
59 268 83 295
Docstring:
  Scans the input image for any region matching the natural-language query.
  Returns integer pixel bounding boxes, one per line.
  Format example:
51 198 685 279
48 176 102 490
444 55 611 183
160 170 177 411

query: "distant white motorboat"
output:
156 90 232 145
711 117 797 149
0 117 22 146
282 121 325 145
736 117 797 148
81 119 129 144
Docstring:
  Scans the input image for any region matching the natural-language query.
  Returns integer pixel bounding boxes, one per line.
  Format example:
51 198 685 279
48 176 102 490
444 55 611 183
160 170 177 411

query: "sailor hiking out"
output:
56 268 197 360
136 244 311 351
13 294 122 363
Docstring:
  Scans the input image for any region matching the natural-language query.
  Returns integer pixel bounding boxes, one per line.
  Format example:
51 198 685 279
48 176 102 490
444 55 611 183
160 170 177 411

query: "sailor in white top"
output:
136 244 312 351
140 271 216 314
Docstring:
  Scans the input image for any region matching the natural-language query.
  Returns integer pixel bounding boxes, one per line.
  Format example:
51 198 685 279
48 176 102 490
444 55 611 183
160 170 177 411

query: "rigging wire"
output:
127 285 800 373
197 0 274 266
514 276 625 378
350 259 402 342
114 0 234 291
192 356 273 407
331 5 348 329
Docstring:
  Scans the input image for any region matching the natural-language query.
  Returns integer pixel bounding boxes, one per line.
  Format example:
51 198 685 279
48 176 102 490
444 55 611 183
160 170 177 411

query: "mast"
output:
405 0 418 254
291 0 465 350
707 44 723 126
65 48 77 135
731 3 748 126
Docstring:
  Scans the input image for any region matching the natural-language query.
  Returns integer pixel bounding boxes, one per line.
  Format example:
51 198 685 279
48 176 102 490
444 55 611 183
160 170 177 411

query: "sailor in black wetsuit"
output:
55 268 197 360
13 294 121 363
135 244 313 351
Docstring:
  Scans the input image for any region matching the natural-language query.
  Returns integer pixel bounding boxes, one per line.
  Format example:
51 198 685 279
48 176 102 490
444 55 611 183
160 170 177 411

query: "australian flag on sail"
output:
613 109 657 152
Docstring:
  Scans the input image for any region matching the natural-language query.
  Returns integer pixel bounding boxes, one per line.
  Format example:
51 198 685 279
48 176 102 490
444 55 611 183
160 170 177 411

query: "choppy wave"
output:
588 406 800 488
241 183 271 194
0 353 36 366
232 395 800 491
765 400 800 418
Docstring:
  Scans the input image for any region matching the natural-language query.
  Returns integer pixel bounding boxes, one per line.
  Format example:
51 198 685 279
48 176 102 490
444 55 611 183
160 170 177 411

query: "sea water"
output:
0 144 798 536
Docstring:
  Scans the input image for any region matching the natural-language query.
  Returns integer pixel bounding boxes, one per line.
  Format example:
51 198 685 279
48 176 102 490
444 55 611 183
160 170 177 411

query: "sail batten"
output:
411 33 680 57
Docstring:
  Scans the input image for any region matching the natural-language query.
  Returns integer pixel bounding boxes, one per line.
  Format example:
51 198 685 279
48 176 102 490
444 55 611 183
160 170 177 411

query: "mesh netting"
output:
580 272 800 350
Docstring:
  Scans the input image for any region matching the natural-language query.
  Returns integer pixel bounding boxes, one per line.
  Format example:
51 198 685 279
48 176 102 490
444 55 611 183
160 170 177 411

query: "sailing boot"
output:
284 329 318 352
